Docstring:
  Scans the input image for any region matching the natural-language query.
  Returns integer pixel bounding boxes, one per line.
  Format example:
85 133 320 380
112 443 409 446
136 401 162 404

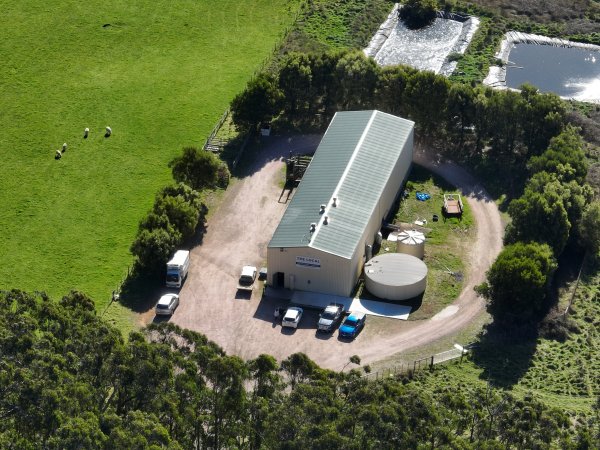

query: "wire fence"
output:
101 264 133 317
562 251 587 317
363 344 471 381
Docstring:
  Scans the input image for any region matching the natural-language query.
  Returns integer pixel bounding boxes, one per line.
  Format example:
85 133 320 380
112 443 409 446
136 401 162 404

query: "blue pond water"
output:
506 44 600 101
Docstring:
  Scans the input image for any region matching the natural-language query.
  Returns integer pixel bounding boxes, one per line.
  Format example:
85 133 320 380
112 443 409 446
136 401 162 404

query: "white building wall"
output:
267 246 353 296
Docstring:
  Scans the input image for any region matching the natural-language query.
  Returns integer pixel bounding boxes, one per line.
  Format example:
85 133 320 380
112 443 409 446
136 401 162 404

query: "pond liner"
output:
483 31 600 95
364 4 479 77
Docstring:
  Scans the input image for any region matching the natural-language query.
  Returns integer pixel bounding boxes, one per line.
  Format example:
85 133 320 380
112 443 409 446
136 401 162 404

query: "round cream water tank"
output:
364 253 427 301
396 229 425 259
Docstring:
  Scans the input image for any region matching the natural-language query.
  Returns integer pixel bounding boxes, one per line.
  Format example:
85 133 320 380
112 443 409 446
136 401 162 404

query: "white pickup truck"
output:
237 265 257 291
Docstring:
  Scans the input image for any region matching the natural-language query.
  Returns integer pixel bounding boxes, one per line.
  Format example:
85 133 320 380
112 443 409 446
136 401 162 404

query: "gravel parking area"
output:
145 136 503 371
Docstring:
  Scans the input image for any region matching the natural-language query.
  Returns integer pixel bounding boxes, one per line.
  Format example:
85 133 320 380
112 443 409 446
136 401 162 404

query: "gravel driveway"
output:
152 136 503 371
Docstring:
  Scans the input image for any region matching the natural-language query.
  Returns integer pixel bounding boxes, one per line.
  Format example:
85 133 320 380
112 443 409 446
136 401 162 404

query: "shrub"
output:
484 242 557 323
399 0 438 30
131 183 205 272
169 147 222 190
230 73 282 131
130 227 181 273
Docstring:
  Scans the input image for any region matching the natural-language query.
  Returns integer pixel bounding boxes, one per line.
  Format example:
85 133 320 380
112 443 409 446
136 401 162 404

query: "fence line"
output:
101 264 132 317
202 109 230 150
563 251 587 316
363 344 471 381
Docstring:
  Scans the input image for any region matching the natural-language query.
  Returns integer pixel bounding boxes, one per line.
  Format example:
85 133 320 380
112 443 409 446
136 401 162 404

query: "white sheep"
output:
84 128 89 139
62 143 67 152
105 126 112 137
55 149 62 159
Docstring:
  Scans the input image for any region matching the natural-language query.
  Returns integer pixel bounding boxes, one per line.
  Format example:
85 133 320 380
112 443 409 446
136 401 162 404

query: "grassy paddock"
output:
0 0 300 330
371 259 600 415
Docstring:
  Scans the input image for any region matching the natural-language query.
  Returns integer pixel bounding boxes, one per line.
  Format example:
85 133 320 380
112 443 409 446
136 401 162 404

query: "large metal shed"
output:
267 110 415 297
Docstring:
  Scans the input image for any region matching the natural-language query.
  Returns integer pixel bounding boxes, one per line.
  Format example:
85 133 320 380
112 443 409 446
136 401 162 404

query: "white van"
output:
166 250 190 288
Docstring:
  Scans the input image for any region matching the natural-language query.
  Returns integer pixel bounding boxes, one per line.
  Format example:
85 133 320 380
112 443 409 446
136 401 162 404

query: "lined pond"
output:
506 44 600 102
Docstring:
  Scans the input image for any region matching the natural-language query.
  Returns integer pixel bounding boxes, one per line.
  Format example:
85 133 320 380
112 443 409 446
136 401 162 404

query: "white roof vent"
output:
323 216 329 225
319 204 326 213
310 223 317 232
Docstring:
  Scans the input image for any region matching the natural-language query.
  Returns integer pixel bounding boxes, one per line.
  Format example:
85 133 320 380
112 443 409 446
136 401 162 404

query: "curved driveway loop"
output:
165 137 503 370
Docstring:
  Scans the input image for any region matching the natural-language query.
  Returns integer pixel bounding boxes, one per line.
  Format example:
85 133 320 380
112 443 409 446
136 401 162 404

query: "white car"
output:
237 265 257 291
281 307 303 329
155 293 180 316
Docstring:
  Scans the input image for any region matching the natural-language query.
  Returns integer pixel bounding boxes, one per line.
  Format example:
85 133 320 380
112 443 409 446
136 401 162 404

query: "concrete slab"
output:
289 290 411 320
351 298 411 320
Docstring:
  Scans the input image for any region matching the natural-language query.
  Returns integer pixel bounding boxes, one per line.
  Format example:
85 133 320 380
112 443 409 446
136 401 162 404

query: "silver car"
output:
155 293 180 316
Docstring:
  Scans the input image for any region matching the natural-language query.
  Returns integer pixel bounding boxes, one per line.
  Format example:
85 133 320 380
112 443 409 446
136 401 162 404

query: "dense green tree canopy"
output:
528 126 588 184
580 201 600 258
484 242 557 321
0 290 595 448
230 73 282 130
505 187 571 256
169 147 225 191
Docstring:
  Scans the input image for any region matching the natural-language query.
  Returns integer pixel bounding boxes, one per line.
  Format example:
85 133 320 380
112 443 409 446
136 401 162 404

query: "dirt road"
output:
159 136 503 370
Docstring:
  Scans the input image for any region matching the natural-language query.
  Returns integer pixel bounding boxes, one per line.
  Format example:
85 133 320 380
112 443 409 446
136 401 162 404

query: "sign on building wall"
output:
296 256 321 269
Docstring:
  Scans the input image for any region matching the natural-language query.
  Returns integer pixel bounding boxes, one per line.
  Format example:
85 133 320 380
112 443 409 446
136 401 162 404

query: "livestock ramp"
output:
290 291 411 320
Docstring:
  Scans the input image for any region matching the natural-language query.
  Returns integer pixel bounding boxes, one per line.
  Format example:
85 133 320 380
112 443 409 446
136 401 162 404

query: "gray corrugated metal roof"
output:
268 110 414 258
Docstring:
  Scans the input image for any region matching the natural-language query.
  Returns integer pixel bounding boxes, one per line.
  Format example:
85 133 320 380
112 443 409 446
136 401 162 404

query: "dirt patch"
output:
139 136 503 371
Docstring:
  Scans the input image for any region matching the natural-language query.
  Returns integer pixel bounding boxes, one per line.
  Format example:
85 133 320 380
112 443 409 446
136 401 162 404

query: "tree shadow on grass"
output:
471 247 588 389
470 321 539 388
409 164 457 192
118 265 165 314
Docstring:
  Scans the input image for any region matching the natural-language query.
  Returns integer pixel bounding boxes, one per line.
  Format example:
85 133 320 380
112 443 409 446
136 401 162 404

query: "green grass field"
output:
0 0 300 329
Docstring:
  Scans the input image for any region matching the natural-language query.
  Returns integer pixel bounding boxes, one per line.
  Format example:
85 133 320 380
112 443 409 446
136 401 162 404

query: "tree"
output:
309 50 344 120
248 355 282 450
486 89 524 162
278 52 313 116
280 353 317 390
230 73 282 131
445 82 476 149
399 0 438 29
580 201 600 258
505 188 571 256
528 125 588 184
153 194 200 241
205 356 248 449
335 51 379 110
130 227 180 273
375 65 413 116
525 171 593 235
483 242 557 321
518 84 565 157
403 70 450 134
169 147 224 190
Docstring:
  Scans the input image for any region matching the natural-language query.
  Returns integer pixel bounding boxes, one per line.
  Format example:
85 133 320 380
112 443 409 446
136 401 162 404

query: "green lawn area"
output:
360 165 475 320
0 0 300 330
